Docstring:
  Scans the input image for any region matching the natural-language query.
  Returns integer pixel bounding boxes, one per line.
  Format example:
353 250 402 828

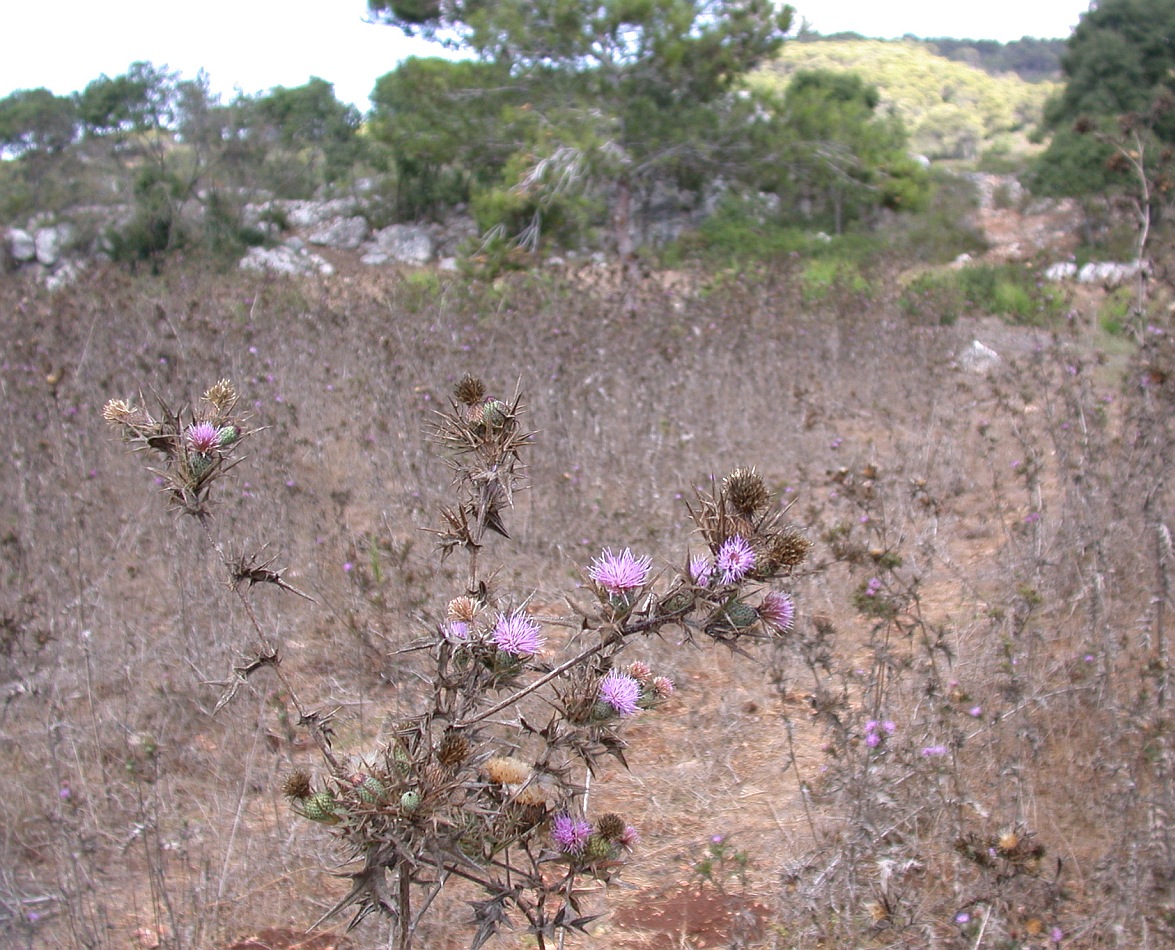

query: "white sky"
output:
1 1 1093 112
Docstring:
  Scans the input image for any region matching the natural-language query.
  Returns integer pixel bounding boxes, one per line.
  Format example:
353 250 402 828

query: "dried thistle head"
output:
763 530 812 575
202 379 238 422
437 731 472 769
454 374 487 407
483 756 532 785
282 770 313 800
447 596 482 623
596 813 626 841
724 467 769 518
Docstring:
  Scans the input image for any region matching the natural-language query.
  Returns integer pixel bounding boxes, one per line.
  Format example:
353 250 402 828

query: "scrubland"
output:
2 250 1173 949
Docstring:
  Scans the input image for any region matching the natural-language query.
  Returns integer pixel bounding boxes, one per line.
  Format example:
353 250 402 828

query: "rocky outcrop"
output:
239 244 335 277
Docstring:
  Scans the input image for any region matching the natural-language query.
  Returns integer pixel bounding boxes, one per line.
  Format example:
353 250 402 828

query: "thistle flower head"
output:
716 535 755 585
589 548 652 594
650 676 675 698
203 379 238 417
758 591 796 633
596 813 626 841
446 595 481 622
102 399 134 425
628 660 653 683
492 610 545 657
552 813 593 854
598 670 642 717
689 554 713 586
724 467 769 517
186 422 220 455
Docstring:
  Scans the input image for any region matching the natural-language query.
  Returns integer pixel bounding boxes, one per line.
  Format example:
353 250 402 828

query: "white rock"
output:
1044 262 1078 281
239 245 334 277
1077 260 1146 287
34 224 73 266
958 340 1001 375
7 228 36 262
368 224 434 265
307 215 368 250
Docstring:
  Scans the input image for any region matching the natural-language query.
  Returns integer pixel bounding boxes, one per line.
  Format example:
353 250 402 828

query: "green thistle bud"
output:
353 774 387 804
585 835 615 862
706 600 759 638
188 453 213 480
217 425 240 447
400 790 421 813
481 399 508 428
301 790 340 824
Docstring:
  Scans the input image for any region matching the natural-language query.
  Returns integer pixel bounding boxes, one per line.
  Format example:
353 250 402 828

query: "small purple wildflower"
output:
758 591 796 633
492 610 545 657
186 422 220 454
689 553 713 586
598 670 642 717
621 825 640 848
446 620 470 641
882 720 895 735
969 706 982 718
716 536 755 585
955 911 971 925
921 745 948 757
865 577 882 597
589 548 652 593
1050 926 1063 943
342 562 354 573
552 813 593 854
866 732 881 748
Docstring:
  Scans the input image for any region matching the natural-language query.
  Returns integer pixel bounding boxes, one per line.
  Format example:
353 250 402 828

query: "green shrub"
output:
900 263 1067 326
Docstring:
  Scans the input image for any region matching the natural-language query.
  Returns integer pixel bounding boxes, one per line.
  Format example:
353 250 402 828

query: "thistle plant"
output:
104 373 809 949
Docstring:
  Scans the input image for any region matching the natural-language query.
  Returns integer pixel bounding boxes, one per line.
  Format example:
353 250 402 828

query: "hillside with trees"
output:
755 38 1059 160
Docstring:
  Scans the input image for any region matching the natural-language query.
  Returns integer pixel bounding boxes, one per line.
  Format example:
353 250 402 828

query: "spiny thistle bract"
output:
105 371 810 949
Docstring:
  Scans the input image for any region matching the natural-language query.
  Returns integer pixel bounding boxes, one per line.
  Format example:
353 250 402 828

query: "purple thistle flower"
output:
446 620 470 641
1050 926 1063 943
689 554 713 586
620 825 640 848
865 732 881 748
969 706 982 718
492 610 545 657
882 720 896 735
598 670 642 717
716 536 755 585
758 591 796 633
552 813 593 854
187 422 220 454
589 548 652 593
955 912 971 925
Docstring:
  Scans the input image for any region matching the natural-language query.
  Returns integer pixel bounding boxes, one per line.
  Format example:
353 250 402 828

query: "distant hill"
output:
797 33 1066 83
755 38 1060 160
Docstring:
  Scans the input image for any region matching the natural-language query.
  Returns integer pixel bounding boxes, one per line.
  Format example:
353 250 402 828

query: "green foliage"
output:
251 78 361 183
1045 0 1175 141
367 0 795 247
899 264 1068 326
921 37 1066 83
105 164 187 265
0 88 78 156
755 39 1058 160
800 256 872 304
1028 123 1131 198
77 61 177 137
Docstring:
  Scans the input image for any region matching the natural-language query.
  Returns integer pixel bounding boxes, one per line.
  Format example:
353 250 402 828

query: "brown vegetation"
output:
2 254 1173 948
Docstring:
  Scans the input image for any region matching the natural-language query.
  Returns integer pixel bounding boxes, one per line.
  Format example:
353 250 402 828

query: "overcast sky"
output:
2 1 1093 112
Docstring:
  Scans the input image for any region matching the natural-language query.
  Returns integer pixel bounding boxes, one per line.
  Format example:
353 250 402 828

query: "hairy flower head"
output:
758 591 796 633
589 548 652 594
186 422 220 455
492 610 545 657
552 813 593 854
689 554 713 586
716 535 755 585
598 670 642 717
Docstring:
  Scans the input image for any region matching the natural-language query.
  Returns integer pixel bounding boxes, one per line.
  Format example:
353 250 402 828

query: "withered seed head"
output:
282 770 313 800
447 596 481 622
767 531 812 572
203 379 238 417
454 374 487 406
483 756 532 785
596 812 626 841
724 467 769 517
438 731 471 768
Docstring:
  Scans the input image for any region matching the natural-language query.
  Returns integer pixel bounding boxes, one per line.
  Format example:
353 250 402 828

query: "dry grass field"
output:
2 252 1173 949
